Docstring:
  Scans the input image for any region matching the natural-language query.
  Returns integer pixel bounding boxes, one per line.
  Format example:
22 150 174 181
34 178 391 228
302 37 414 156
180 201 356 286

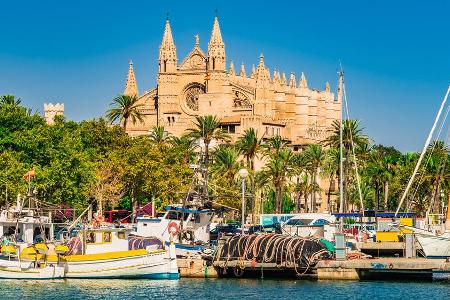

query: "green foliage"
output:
106 94 144 131
2 95 450 219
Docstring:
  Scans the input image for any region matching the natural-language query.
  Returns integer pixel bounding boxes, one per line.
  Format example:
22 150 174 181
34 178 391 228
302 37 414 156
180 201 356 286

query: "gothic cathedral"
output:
123 16 342 148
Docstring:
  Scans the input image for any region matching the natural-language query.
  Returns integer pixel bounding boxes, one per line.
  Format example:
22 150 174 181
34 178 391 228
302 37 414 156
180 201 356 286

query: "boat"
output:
133 205 215 256
0 226 179 279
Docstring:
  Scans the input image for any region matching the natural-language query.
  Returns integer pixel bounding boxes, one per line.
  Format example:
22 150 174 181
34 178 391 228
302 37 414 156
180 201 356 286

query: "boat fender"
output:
233 267 244 278
168 221 180 236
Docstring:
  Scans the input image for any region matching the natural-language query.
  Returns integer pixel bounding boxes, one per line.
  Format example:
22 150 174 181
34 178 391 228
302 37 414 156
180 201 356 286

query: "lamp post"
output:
238 168 249 234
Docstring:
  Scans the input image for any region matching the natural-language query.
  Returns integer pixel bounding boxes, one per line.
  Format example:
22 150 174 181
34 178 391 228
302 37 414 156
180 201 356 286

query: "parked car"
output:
247 223 282 234
209 223 241 241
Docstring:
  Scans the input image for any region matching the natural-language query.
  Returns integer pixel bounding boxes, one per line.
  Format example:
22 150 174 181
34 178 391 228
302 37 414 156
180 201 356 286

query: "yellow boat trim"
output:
18 249 166 263
0 268 40 274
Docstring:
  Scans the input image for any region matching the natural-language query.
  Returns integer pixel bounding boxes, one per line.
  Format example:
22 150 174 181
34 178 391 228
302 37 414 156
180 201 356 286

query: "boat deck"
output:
316 258 450 280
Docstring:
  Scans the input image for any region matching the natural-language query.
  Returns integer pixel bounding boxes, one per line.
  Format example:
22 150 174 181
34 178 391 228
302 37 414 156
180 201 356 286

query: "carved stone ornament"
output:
233 90 251 108
190 54 203 68
184 83 206 111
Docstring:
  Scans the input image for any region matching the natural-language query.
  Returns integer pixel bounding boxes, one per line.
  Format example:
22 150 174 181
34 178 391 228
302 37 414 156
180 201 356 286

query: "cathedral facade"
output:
123 16 342 148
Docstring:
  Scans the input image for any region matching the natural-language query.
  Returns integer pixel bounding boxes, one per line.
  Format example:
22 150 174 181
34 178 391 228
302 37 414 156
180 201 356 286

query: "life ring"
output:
168 221 180 236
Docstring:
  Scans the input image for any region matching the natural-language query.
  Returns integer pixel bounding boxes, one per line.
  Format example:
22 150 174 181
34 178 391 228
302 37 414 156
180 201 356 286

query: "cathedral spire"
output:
124 60 139 98
289 73 296 88
159 17 177 73
209 16 224 45
250 64 256 79
325 81 331 93
239 63 246 77
273 70 280 83
229 61 235 76
299 72 308 89
207 16 226 71
281 72 287 85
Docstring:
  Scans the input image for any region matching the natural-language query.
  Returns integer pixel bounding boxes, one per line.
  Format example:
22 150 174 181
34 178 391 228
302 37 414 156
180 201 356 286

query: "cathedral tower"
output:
159 17 177 73
124 60 139 97
207 16 226 71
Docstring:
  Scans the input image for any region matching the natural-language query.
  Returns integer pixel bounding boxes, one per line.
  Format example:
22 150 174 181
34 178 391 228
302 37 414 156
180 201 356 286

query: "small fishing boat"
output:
0 227 179 279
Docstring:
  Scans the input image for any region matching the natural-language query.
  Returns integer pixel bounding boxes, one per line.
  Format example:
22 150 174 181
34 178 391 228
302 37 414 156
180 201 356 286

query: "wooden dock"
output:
178 258 218 278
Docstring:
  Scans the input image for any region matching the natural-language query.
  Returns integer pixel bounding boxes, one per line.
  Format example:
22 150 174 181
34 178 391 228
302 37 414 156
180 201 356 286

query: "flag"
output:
23 169 36 181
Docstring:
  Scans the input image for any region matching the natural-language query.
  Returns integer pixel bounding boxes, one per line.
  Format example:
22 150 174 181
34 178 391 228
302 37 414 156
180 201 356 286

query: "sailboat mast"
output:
339 71 345 214
395 86 450 217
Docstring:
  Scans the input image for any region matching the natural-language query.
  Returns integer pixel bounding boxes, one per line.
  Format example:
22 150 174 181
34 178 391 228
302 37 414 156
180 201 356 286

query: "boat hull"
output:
415 234 450 258
0 249 179 279
64 250 179 279
403 226 450 258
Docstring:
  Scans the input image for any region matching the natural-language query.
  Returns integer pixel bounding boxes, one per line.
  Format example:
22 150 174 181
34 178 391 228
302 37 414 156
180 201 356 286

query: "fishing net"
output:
128 235 164 251
214 234 331 274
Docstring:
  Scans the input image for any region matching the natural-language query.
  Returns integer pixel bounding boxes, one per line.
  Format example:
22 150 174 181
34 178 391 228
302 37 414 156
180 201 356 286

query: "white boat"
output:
0 226 179 279
133 205 216 256
403 225 450 258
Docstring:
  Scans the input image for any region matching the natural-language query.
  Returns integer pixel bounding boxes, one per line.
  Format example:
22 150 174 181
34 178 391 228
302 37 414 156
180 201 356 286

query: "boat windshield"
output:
165 211 190 221
285 219 305 226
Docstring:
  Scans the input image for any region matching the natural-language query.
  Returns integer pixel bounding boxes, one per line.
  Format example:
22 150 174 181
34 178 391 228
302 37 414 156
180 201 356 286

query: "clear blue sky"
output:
1 0 449 152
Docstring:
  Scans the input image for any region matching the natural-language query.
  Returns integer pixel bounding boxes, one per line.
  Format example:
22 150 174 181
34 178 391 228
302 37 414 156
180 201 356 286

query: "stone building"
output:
44 103 64 125
122 16 342 212
123 16 342 148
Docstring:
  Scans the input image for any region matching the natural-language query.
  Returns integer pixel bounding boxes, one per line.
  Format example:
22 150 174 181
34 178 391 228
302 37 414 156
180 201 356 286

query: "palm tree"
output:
322 147 340 212
186 115 230 199
149 125 171 145
323 119 367 212
210 145 241 180
423 141 449 215
106 95 144 132
294 174 311 212
170 135 198 164
236 128 262 222
0 95 21 107
303 144 325 212
258 138 296 213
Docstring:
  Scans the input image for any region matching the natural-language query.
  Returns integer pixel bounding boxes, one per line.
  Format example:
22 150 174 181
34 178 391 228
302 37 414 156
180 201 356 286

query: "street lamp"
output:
238 168 249 234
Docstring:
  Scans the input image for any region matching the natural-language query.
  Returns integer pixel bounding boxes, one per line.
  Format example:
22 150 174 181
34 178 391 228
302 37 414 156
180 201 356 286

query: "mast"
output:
339 71 344 214
395 86 450 217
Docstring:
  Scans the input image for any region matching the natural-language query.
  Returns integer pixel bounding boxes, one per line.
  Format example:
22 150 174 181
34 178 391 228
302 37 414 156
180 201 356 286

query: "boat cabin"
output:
135 205 214 244
0 207 55 245
81 228 131 255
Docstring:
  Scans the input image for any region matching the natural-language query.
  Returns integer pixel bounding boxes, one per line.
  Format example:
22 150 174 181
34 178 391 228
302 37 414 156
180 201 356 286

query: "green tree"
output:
322 147 340 212
236 128 262 222
323 119 367 212
0 94 21 107
259 136 296 213
106 95 144 132
186 115 229 199
149 125 171 146
303 144 325 212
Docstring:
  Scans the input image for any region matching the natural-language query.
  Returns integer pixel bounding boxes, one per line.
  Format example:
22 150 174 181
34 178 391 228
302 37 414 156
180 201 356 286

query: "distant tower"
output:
124 60 139 97
44 103 64 125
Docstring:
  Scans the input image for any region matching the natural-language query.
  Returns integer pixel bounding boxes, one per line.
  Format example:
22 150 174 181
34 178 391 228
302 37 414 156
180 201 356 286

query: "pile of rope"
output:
214 234 331 275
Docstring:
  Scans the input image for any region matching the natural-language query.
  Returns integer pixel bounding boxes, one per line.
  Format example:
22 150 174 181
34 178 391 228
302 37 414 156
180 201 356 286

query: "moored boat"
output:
0 227 179 279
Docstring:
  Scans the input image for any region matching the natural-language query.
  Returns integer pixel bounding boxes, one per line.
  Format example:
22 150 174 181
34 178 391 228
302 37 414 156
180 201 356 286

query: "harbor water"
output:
2 278 450 300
